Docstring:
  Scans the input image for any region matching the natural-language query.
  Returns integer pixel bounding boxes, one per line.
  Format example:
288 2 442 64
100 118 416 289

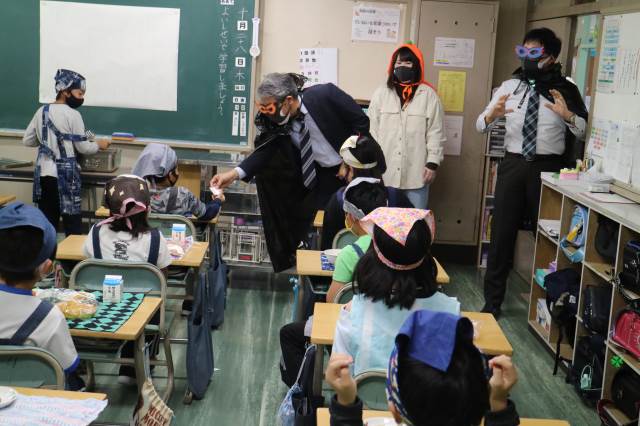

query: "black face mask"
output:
65 95 84 109
521 57 550 80
393 66 416 84
267 101 292 126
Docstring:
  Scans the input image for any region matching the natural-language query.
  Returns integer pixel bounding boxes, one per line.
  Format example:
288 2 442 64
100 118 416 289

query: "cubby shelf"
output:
529 173 640 413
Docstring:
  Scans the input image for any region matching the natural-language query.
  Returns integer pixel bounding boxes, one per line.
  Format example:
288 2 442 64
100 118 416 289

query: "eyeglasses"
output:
255 101 278 115
515 45 545 59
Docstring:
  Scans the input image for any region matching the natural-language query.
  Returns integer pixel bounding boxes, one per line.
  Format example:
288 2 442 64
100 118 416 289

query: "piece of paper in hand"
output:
210 186 222 196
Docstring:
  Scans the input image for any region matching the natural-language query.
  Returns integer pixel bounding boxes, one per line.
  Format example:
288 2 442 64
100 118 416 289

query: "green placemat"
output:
67 291 144 333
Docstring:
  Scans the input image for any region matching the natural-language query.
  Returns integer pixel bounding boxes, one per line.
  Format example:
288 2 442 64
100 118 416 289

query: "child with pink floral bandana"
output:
332 207 460 375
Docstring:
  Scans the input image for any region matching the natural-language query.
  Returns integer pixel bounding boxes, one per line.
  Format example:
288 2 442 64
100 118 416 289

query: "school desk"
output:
56 235 209 268
309 303 513 397
296 250 450 284
0 195 16 206
70 297 162 395
314 210 324 228
316 408 570 426
14 386 107 401
310 303 513 355
95 206 219 224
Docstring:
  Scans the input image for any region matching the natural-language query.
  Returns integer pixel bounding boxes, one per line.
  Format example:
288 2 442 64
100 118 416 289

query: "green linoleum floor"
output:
94 264 600 426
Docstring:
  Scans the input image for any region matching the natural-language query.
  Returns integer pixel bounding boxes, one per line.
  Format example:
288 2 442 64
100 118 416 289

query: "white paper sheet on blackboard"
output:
39 1 180 111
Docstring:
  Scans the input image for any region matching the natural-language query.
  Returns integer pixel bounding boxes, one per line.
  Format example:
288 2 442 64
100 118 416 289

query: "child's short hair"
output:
354 219 437 309
343 180 387 218
0 203 58 284
397 319 490 425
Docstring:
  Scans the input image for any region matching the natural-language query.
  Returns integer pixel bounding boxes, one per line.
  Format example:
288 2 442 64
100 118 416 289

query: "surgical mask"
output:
522 56 551 80
393 66 416 84
65 95 84 109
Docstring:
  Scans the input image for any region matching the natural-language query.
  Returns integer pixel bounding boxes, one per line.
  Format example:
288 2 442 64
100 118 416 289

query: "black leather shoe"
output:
481 304 502 320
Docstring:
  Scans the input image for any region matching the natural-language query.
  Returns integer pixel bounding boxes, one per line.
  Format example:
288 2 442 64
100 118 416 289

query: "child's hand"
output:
210 186 225 202
212 193 225 202
488 355 518 412
325 353 357 406
97 138 111 150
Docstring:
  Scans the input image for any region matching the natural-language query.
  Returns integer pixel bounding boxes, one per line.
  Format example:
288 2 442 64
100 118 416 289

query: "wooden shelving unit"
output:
529 174 640 423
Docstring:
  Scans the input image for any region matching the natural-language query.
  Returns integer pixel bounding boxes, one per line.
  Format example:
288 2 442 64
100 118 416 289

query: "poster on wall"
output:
443 115 463 156
351 3 401 43
433 37 475 68
437 70 466 112
299 48 338 86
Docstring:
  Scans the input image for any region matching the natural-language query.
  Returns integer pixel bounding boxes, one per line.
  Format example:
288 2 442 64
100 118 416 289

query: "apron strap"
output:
350 242 365 258
0 301 54 346
42 105 87 160
92 225 103 259
147 228 161 266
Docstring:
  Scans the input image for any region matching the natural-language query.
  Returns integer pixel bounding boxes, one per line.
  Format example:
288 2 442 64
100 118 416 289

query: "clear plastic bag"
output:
34 288 98 319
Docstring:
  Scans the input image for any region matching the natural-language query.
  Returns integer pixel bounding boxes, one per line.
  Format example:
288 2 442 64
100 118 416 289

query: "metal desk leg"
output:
296 274 305 322
134 333 148 395
312 344 325 398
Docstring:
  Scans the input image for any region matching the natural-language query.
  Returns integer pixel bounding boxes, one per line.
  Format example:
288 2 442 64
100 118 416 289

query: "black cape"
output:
252 115 316 272
512 64 589 164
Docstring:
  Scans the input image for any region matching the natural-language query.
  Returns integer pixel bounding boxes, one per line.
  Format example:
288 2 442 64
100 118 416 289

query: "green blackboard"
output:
0 0 255 147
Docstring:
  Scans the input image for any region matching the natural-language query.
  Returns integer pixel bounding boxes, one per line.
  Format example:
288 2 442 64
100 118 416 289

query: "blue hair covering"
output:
54 69 86 92
385 310 474 425
0 202 57 272
131 143 178 179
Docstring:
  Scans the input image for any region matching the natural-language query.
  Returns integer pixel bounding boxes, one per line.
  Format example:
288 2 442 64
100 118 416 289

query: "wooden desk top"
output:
14 386 107 401
95 206 218 224
310 303 513 356
57 235 208 268
314 210 324 228
317 409 568 426
296 250 450 284
0 195 16 206
70 297 161 341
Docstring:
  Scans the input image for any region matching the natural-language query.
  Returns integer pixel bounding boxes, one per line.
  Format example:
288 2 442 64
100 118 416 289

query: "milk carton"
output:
103 275 123 303
172 223 186 244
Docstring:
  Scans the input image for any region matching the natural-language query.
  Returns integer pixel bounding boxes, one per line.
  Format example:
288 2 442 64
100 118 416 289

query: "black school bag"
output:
545 268 580 374
583 285 612 334
595 216 619 264
567 334 605 406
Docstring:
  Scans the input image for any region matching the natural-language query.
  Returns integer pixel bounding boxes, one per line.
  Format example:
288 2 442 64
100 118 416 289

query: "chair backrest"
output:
69 259 167 327
0 345 65 389
354 369 388 411
333 282 354 304
148 213 197 240
332 229 358 249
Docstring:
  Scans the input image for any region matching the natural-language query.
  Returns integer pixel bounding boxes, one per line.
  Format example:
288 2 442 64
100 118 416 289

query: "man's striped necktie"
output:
521 88 540 161
298 116 317 188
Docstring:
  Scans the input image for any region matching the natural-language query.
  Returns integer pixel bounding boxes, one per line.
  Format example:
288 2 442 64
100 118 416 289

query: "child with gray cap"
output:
132 143 224 221
0 202 84 390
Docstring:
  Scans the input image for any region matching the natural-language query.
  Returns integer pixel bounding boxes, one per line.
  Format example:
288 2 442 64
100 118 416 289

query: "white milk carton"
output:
103 275 123 303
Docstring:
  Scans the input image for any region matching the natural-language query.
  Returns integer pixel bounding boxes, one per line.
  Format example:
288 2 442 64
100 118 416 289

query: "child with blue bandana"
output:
132 143 224 221
0 202 84 390
23 69 110 235
327 310 520 425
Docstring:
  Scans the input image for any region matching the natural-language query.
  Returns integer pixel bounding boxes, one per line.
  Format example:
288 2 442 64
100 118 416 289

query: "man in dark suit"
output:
211 73 369 271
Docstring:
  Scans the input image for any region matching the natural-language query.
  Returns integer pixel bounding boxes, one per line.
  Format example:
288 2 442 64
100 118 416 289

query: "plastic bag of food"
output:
34 288 98 320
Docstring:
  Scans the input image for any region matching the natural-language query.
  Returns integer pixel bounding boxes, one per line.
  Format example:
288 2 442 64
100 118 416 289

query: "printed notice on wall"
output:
596 16 621 93
351 3 401 43
434 37 475 68
443 115 463 156
438 70 466 113
299 48 338 86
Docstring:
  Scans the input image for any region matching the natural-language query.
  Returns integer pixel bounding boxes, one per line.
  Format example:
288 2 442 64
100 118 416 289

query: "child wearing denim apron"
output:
23 69 109 235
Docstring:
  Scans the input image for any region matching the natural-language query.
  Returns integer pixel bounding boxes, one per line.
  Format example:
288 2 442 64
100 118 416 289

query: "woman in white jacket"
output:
368 43 446 209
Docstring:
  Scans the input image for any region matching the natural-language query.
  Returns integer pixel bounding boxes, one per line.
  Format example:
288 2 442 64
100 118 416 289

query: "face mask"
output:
393 66 416 84
522 56 551 79
65 95 84 109
268 101 292 125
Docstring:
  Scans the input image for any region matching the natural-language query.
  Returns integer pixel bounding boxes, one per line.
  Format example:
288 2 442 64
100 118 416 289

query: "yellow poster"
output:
437 70 466 113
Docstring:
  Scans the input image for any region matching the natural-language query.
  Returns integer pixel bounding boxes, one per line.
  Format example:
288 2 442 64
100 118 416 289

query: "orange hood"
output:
387 43 435 91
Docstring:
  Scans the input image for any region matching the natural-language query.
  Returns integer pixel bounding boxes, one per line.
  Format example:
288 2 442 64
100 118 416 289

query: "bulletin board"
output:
0 0 257 149
586 11 640 196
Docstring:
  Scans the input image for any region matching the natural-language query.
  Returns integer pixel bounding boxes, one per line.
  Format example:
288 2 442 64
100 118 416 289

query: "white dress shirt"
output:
235 98 342 179
476 78 586 155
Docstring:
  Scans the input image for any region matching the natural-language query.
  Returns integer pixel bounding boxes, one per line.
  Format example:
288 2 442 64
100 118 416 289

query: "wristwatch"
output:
565 113 576 126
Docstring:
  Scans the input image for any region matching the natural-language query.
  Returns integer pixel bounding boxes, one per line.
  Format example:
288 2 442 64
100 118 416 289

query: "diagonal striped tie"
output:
298 117 317 188
521 88 540 161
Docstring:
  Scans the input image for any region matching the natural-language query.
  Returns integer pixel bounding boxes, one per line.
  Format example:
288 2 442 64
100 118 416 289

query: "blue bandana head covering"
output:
54 69 86 92
385 310 473 425
0 202 57 272
132 143 178 179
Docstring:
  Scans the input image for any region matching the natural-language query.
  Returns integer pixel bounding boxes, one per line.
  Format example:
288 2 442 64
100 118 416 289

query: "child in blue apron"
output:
23 69 110 235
